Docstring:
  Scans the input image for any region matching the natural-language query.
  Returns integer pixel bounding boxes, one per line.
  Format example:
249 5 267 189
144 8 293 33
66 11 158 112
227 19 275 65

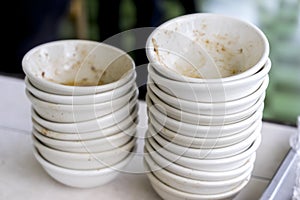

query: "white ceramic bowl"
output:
26 87 138 123
147 75 269 115
150 119 261 148
148 128 259 159
145 134 261 171
146 13 269 81
22 40 135 95
148 124 260 158
146 90 265 125
33 147 134 188
31 98 138 133
145 168 250 200
32 125 136 153
33 135 136 170
32 114 138 141
24 74 137 105
144 158 252 195
148 102 263 138
144 147 256 181
148 60 270 102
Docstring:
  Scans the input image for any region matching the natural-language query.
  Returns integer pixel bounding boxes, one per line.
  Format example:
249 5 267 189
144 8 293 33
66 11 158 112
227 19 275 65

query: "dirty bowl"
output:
145 166 250 200
148 60 270 102
26 86 138 123
32 114 138 141
32 125 136 153
31 96 138 133
33 135 136 170
148 117 261 149
150 118 261 149
146 90 265 125
148 127 260 159
145 134 261 171
146 13 269 82
148 102 263 138
144 157 252 195
147 75 269 115
26 87 138 123
24 75 137 105
22 40 135 95
33 147 134 188
144 147 256 181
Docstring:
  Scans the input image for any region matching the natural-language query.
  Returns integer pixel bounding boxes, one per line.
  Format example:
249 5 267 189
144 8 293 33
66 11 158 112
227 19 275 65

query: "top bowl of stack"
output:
22 40 135 95
146 13 269 82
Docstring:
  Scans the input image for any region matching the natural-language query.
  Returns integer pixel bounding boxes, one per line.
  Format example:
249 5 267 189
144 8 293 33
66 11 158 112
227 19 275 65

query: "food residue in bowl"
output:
151 29 247 79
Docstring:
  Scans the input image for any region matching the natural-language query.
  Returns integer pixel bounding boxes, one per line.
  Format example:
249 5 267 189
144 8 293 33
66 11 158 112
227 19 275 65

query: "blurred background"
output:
2 0 300 126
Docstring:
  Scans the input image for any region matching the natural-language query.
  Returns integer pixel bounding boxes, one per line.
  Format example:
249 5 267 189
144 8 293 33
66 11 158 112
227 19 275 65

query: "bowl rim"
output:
32 123 136 148
148 119 261 146
146 13 270 82
148 100 264 131
148 59 271 87
149 117 261 143
146 88 265 123
22 39 136 95
145 164 250 199
30 95 138 133
33 135 137 158
33 146 134 175
148 108 262 138
148 126 260 159
24 74 137 105
145 133 261 165
144 147 256 179
147 74 269 108
31 114 138 140
26 85 137 110
144 155 253 186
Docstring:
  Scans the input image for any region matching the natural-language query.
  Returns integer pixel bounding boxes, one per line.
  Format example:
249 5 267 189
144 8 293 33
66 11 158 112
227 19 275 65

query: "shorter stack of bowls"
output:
144 13 270 199
22 40 138 188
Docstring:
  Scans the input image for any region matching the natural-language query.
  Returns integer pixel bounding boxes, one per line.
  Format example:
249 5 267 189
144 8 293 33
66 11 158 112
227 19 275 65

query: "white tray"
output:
261 148 298 199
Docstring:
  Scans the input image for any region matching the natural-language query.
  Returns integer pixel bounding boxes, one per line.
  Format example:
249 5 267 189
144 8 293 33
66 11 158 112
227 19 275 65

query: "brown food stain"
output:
231 69 237 75
98 80 104 85
152 37 169 69
152 38 159 55
40 128 49 136
81 78 88 82
62 79 105 86
91 66 97 72
72 61 81 69
63 81 75 86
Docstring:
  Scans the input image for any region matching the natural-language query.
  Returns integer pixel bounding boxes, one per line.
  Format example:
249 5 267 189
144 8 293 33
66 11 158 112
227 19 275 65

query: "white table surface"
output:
0 75 297 200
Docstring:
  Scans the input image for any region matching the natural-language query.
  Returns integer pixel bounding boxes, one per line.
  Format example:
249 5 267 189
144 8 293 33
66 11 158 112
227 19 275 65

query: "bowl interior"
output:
147 14 268 79
23 40 134 87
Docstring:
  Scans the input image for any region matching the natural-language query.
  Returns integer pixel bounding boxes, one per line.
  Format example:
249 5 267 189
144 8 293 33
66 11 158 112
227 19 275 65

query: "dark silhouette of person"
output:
1 0 70 77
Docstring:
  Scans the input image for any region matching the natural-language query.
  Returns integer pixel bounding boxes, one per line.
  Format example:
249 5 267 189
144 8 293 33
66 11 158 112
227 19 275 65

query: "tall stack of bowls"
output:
22 40 138 188
144 13 270 199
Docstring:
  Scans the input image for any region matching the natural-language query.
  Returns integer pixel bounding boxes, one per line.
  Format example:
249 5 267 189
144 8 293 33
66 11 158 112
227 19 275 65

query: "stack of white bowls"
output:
22 40 138 188
144 13 270 199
